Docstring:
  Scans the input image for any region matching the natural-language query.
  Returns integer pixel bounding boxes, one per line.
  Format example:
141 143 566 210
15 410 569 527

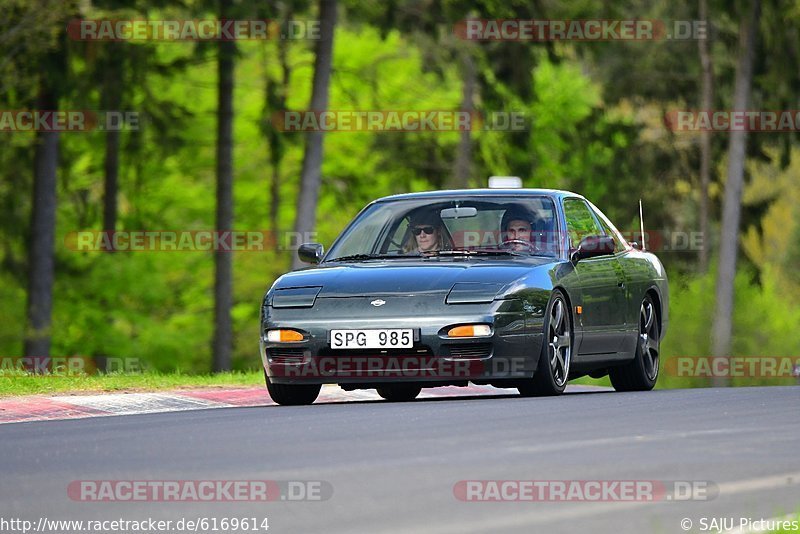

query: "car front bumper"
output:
260 296 544 387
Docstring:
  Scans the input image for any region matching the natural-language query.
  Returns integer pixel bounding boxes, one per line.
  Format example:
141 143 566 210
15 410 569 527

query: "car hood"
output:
272 258 555 298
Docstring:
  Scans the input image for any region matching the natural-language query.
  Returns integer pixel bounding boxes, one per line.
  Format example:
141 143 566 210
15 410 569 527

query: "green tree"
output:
292 0 337 270
212 0 236 371
711 0 761 386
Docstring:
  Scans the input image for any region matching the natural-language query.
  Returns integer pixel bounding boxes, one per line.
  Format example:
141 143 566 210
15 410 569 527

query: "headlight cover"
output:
271 286 323 308
445 283 504 304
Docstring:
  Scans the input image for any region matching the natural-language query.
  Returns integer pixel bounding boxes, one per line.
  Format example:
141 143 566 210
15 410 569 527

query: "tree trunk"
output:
710 0 761 386
697 0 713 273
450 46 476 190
212 0 236 372
291 0 337 270
265 9 292 235
271 164 281 234
103 42 122 235
24 86 59 358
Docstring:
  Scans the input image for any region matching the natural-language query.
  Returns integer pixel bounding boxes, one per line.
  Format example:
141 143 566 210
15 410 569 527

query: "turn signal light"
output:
267 329 304 342
447 325 492 338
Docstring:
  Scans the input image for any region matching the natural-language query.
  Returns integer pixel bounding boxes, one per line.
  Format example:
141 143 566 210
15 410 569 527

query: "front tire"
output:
376 385 421 402
518 290 572 397
610 294 660 392
265 371 321 405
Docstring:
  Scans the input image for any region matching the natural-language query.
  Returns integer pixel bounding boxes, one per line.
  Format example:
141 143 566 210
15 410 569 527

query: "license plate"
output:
330 329 413 349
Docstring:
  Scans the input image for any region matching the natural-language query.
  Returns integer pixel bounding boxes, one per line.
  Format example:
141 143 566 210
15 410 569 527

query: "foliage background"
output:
1 0 799 387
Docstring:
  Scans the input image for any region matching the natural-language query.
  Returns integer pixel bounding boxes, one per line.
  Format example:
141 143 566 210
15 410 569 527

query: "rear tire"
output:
264 371 321 405
610 294 660 392
376 385 421 402
518 290 572 397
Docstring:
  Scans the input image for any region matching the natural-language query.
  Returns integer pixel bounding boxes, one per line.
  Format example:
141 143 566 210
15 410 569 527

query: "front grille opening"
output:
267 348 309 364
317 346 437 373
446 343 493 359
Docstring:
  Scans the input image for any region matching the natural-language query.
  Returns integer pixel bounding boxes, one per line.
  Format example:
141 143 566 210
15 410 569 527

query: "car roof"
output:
374 188 583 203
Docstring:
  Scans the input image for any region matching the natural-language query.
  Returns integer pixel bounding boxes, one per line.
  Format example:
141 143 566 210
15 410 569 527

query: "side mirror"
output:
297 243 324 264
571 235 615 264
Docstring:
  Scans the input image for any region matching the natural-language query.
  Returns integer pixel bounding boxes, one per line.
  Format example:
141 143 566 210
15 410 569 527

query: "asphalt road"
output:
1 386 798 534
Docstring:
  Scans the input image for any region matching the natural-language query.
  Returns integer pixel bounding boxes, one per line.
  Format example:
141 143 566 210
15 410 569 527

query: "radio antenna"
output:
639 199 646 251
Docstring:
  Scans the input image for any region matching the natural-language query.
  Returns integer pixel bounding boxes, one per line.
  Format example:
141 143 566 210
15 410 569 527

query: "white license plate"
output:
330 329 413 349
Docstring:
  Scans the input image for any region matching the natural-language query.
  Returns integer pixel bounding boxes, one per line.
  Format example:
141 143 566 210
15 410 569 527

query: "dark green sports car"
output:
260 189 668 405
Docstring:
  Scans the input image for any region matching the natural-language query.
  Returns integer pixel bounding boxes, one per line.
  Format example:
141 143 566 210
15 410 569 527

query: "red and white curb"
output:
0 384 608 425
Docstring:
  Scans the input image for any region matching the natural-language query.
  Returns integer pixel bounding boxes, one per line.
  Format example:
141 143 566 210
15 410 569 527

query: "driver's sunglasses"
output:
412 226 435 236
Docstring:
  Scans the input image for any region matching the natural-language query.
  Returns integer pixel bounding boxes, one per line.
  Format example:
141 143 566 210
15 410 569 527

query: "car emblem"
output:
371 299 386 307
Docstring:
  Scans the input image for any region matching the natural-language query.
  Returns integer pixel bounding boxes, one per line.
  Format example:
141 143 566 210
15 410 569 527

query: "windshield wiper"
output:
326 249 529 262
423 249 526 257
324 253 423 262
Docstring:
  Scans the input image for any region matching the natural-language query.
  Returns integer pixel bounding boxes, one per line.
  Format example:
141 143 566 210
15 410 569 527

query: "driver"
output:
500 208 536 252
403 209 448 253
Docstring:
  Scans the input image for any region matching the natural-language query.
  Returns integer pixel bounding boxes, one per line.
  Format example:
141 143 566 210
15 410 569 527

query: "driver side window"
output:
563 198 603 249
383 218 410 254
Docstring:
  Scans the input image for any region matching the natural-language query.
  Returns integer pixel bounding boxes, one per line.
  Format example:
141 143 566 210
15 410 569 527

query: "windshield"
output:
325 196 559 261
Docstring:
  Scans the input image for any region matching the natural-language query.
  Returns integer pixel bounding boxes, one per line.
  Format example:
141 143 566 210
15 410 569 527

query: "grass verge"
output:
0 370 264 398
767 513 800 533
